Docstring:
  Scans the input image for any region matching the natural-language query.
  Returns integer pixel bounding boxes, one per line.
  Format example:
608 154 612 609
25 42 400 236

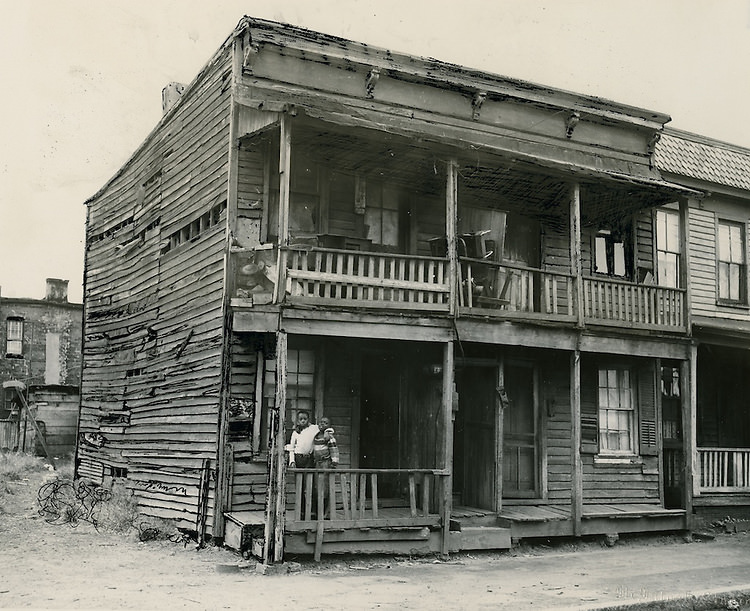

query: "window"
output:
656 209 680 288
718 219 746 303
594 230 627 277
6 318 23 357
598 368 635 454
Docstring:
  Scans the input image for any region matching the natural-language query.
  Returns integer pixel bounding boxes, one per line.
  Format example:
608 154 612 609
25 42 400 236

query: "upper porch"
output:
228 115 693 335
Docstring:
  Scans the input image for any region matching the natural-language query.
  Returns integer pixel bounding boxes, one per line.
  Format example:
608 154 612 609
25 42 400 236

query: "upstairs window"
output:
717 219 747 304
598 367 635 455
6 318 23 357
594 230 627 278
656 209 680 288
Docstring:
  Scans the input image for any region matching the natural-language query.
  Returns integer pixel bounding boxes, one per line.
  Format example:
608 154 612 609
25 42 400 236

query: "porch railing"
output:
698 448 750 492
582 277 685 330
286 468 449 528
460 257 574 318
285 247 450 311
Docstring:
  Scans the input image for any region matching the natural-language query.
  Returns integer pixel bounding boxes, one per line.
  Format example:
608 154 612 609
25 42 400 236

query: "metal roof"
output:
654 129 750 192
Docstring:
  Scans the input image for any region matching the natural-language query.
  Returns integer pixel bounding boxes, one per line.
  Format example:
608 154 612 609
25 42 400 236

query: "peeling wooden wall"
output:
78 45 233 532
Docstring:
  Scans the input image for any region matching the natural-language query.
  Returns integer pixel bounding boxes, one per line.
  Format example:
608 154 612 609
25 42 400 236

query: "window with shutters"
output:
597 368 635 455
580 358 659 459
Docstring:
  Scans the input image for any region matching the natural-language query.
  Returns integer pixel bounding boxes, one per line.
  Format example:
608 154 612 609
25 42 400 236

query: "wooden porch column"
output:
569 183 584 329
679 198 693 333
264 330 288 564
446 159 459 315
273 114 292 304
684 343 697 527
570 348 583 536
440 340 455 557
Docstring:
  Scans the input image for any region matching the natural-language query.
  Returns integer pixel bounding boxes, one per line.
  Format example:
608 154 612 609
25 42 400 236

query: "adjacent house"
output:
1 279 82 456
655 130 750 517
77 17 704 562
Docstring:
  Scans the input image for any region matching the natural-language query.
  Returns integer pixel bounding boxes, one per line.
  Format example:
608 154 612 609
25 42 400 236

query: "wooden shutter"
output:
637 361 658 456
580 358 599 454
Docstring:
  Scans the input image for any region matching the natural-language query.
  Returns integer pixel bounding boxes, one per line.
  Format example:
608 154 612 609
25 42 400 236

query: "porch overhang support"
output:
571 347 583 537
440 341 455 558
446 159 459 316
686 343 698 519
264 330 288 564
569 182 584 329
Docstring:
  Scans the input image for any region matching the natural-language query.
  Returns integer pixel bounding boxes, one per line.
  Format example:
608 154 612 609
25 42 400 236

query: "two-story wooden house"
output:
77 17 699 562
655 130 750 518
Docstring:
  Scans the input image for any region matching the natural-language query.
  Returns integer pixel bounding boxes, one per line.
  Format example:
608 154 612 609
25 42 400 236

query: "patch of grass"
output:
0 451 50 513
0 451 48 484
91 480 140 534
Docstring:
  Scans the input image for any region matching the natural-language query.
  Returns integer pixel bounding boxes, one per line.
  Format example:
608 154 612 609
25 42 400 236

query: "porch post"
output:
684 343 697 527
273 114 292 304
446 159 459 316
440 340 455 557
569 183 584 328
264 330 288 564
679 198 693 333
570 347 583 536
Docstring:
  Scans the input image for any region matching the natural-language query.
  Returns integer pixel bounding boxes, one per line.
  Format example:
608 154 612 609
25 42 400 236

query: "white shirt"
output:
288 423 318 464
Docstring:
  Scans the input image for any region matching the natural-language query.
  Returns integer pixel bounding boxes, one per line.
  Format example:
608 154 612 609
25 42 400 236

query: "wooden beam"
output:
684 344 697 527
273 331 288 562
569 183 584 329
496 357 504 513
570 349 582 536
273 115 292 304
440 341 455 558
446 160 459 316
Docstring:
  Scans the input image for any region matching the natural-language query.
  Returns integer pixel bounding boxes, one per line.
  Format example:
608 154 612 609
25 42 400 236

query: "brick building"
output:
1 279 82 456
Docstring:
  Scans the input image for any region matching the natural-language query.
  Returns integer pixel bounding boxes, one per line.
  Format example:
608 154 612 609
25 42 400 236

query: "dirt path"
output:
2 468 749 610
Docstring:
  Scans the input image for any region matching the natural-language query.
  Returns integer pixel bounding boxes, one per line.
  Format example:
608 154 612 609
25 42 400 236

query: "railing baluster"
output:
371 473 379 518
329 472 337 520
421 473 430 516
340 473 351 520
350 473 358 515
408 473 417 517
294 472 303 521
305 472 314 520
317 472 325 520
359 474 367 519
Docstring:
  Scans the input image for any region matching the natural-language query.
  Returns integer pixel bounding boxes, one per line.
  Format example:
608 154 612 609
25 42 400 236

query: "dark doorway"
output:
503 362 538 498
661 363 684 509
360 352 401 495
454 366 497 511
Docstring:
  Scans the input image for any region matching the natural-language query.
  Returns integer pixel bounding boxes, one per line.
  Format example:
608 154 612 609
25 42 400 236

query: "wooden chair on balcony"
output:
476 269 514 309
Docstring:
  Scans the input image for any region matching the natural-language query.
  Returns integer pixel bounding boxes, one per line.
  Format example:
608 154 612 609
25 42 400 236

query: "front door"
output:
661 363 684 509
454 366 497 510
503 362 538 498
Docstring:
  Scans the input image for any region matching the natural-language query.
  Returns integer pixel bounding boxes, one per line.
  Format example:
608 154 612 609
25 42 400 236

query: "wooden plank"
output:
571 349 582 537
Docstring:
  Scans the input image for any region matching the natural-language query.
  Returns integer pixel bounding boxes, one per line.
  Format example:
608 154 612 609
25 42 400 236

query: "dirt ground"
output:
2 463 750 611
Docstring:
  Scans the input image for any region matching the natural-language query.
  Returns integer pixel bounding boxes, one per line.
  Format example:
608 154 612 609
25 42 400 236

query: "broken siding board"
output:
81 52 231 533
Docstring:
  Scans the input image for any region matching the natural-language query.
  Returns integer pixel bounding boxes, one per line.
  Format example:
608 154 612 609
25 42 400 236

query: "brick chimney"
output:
45 278 69 302
162 82 186 114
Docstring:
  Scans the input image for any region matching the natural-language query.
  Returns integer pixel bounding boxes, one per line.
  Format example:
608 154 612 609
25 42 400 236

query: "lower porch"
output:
453 503 687 541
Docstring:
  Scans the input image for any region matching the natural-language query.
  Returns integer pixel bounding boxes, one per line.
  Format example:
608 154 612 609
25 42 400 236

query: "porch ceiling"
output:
273 118 694 221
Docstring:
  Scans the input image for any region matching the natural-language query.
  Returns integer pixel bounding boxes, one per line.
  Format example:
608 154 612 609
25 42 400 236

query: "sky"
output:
2 0 750 303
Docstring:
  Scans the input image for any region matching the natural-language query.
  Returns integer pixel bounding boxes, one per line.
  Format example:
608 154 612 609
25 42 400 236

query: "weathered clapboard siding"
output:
541 354 572 504
582 457 660 504
688 206 722 317
541 223 570 273
79 43 233 532
321 345 357 468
